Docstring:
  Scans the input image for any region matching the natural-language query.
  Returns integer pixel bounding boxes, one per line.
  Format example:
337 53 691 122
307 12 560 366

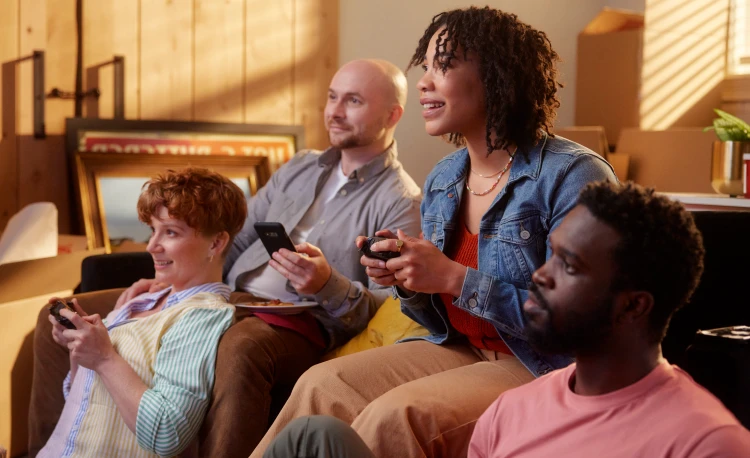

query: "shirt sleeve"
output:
135 305 234 457
468 397 503 458
686 425 750 458
312 193 422 348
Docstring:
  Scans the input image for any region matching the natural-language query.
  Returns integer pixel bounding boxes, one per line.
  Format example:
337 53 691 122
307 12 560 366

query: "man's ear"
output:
615 291 654 325
387 104 404 128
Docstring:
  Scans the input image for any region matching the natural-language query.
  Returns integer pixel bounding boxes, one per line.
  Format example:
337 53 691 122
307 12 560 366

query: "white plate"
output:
235 301 319 315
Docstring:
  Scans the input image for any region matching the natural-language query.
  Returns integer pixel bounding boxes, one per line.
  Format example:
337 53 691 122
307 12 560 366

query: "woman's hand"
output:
114 278 169 309
60 309 116 372
356 229 401 286
377 230 467 296
48 298 87 348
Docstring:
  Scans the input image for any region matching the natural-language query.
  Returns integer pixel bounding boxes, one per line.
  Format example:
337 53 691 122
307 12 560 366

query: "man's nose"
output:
531 263 554 289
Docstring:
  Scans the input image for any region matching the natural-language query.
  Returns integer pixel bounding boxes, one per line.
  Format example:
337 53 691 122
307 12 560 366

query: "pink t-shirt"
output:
470 361 750 458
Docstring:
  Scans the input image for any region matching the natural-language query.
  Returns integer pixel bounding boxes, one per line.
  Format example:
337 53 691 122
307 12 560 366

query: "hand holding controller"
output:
359 236 402 262
49 300 77 330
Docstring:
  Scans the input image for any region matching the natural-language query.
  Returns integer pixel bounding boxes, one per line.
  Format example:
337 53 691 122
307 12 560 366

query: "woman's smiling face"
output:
146 205 217 292
416 29 487 140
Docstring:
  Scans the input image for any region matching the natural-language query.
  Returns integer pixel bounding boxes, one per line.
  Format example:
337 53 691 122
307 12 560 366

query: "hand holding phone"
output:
255 222 297 257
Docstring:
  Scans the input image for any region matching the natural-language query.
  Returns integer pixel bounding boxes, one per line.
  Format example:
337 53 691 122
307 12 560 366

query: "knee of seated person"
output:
358 386 433 427
292 415 352 438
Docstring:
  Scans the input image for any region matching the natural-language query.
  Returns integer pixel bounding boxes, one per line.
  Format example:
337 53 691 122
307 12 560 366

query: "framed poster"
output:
66 119 304 251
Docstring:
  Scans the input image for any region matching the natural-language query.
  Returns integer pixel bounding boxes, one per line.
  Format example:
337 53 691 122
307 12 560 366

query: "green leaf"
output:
714 109 750 135
706 110 750 141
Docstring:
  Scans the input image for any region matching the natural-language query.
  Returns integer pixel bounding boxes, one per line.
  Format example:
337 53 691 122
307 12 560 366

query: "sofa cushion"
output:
324 297 429 360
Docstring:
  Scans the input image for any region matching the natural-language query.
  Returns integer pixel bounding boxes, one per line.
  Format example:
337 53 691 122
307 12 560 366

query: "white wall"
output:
603 0 645 11
339 0 624 185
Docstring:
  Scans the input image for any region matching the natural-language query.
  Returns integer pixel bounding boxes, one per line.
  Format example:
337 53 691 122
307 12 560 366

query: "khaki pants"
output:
251 340 534 458
27 289 323 458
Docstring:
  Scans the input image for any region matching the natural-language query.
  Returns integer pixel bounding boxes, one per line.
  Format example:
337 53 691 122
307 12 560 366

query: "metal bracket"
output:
47 55 125 119
33 50 45 139
113 55 125 119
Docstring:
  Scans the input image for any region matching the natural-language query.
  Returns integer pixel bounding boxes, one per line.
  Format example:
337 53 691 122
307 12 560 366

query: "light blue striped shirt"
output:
46 282 234 458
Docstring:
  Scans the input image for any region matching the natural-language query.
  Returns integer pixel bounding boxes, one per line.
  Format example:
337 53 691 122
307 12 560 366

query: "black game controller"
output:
360 236 401 262
49 300 77 330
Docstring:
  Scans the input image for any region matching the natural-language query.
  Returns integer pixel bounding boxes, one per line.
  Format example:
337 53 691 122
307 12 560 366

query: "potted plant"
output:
705 109 750 196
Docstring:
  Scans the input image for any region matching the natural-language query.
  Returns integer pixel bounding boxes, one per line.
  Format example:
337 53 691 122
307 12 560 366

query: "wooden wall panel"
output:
84 0 140 119
140 0 194 120
0 1 19 232
194 0 245 122
245 0 294 125
17 0 73 233
294 0 338 150
2 0 338 235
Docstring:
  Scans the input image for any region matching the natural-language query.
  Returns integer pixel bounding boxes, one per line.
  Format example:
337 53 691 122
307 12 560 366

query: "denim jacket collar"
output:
428 132 548 192
316 140 398 181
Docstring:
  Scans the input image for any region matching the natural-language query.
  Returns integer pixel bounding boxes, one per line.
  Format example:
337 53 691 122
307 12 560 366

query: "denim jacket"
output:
398 133 618 377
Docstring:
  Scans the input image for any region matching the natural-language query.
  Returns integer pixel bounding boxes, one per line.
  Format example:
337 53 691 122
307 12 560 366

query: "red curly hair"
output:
137 168 247 254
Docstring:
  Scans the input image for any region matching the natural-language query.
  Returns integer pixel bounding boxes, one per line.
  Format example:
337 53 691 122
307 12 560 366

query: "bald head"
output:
324 59 407 153
335 59 408 108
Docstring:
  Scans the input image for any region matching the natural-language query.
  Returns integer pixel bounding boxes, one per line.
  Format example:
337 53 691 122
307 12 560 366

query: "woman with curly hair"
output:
252 7 617 458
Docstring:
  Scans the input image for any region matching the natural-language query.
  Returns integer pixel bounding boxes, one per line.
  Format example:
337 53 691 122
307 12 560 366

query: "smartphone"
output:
254 222 297 257
49 300 77 330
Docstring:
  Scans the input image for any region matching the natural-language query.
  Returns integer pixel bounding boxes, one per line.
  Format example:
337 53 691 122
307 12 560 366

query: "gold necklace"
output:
465 154 514 196
469 146 518 177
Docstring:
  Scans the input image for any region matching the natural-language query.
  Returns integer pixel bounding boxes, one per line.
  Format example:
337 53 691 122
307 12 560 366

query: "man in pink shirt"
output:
469 181 750 458
260 181 750 458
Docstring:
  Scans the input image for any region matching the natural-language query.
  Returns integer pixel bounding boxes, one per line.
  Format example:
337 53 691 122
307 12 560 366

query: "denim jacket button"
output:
520 230 530 240
431 233 438 243
468 298 478 308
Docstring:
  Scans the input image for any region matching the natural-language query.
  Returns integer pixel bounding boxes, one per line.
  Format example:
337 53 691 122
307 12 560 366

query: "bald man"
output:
27 59 421 458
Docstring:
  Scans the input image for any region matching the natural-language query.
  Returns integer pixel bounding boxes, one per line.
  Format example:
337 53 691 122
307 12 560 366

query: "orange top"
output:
440 222 512 354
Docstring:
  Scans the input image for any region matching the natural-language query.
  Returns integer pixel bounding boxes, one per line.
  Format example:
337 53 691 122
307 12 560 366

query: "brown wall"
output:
0 0 338 234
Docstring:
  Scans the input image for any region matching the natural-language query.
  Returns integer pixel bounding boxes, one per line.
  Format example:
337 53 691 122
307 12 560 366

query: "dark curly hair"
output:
407 6 562 157
577 181 705 343
137 167 248 256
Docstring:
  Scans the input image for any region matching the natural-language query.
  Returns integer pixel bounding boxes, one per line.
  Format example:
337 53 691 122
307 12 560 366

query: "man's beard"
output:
327 124 363 149
524 282 614 356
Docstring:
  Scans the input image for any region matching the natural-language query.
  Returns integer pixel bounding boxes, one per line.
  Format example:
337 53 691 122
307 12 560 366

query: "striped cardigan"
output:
39 289 234 458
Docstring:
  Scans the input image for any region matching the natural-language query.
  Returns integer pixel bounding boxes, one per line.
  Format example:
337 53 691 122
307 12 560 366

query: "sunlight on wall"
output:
640 0 729 129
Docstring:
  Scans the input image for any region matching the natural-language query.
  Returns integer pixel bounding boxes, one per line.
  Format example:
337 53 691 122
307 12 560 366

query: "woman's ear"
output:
209 231 230 258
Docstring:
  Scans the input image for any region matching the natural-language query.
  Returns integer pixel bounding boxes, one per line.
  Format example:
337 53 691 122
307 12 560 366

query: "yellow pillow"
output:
324 297 430 360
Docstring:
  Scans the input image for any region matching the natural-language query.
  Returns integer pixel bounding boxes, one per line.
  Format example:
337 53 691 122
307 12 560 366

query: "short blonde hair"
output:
137 168 247 252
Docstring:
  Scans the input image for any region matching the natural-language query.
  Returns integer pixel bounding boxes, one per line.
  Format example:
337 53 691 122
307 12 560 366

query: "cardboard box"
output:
616 128 716 193
575 9 644 145
554 126 630 181
0 237 104 457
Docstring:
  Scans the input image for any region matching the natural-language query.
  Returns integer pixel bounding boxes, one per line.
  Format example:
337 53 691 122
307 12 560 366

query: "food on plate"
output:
245 299 295 307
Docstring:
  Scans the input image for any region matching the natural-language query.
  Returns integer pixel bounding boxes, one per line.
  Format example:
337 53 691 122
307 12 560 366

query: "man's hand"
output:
269 242 332 296
114 278 169 309
61 309 116 372
48 297 87 348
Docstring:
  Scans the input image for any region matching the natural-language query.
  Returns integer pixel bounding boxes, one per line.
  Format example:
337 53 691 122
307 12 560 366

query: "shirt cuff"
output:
135 389 167 454
313 268 350 311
